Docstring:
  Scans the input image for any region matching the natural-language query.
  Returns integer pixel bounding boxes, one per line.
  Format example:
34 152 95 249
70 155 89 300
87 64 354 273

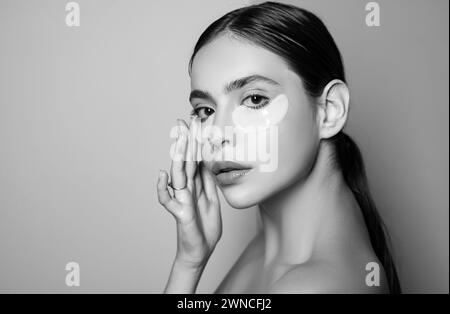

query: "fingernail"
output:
159 170 164 178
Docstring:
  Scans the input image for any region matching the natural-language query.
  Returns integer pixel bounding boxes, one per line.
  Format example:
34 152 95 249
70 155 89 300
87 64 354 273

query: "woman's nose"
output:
206 108 234 151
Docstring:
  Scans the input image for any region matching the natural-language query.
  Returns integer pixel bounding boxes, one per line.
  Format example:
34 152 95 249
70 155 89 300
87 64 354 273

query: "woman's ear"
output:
316 79 350 139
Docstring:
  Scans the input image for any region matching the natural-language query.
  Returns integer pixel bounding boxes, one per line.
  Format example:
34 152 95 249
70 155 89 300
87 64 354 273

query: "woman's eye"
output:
243 94 270 109
192 107 215 120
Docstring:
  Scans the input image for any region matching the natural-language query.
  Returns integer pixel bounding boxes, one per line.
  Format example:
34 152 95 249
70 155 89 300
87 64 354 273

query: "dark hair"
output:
188 1 401 293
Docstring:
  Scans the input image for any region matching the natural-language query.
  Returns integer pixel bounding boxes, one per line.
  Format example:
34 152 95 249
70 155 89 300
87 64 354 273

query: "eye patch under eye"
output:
232 94 289 130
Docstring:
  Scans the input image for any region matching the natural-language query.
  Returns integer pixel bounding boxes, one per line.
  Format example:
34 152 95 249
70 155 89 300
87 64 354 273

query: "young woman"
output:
157 1 401 294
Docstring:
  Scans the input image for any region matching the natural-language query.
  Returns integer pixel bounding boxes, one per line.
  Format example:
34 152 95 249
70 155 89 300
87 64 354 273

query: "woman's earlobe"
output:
318 79 350 139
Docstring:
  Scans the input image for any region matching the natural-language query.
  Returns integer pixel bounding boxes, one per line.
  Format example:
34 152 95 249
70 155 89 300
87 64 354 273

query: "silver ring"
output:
168 181 187 191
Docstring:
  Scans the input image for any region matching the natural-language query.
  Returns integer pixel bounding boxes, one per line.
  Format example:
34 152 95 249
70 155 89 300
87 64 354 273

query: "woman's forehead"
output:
190 35 292 91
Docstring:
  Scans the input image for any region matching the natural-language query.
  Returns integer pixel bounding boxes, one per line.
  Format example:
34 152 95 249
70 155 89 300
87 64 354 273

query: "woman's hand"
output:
157 117 222 293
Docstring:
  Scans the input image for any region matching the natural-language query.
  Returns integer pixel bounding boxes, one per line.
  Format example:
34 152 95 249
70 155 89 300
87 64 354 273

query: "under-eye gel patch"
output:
232 94 289 130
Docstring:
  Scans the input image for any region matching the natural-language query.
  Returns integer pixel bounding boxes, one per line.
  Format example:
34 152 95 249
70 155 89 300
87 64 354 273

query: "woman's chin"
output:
220 184 262 209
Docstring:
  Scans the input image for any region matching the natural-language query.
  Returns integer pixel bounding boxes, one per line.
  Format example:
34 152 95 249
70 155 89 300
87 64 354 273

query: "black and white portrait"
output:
0 0 448 297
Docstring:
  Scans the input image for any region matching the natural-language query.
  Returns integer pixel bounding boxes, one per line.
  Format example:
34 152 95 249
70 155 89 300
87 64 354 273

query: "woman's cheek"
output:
277 100 318 180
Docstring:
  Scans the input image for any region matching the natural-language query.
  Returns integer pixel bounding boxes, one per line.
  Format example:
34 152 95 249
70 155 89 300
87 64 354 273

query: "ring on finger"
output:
168 181 187 191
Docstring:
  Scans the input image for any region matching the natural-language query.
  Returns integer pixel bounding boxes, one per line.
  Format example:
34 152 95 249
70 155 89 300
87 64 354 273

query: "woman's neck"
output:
258 141 367 267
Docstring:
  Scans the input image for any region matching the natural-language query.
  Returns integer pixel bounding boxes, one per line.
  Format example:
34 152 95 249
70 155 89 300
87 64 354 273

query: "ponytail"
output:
331 132 402 294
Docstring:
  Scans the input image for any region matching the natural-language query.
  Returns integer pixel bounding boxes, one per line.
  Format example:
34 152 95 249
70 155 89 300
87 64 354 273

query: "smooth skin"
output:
157 34 388 294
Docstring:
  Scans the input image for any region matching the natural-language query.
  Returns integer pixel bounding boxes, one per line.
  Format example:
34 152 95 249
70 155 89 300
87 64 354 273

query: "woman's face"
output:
189 34 320 209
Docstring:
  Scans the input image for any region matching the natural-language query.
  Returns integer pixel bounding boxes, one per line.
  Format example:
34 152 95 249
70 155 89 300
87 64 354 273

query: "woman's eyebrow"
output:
189 90 214 103
224 74 280 93
189 75 279 103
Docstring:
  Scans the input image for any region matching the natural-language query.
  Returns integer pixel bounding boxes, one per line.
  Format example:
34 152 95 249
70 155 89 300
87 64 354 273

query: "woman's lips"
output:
211 161 252 186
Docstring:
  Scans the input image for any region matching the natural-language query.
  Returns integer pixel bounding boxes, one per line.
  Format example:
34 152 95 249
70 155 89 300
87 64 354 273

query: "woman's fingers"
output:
198 162 222 242
200 162 219 205
176 117 199 185
170 120 189 192
185 117 200 181
157 170 179 213
193 166 204 199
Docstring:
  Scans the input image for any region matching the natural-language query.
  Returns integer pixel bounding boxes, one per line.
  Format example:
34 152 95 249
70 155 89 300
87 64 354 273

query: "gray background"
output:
0 0 448 293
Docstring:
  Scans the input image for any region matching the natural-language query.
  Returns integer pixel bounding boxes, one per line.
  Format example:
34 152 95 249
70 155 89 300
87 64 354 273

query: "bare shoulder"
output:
269 254 389 294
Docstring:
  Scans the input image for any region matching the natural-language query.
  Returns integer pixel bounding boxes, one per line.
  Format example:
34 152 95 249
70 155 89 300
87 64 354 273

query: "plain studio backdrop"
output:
0 0 448 293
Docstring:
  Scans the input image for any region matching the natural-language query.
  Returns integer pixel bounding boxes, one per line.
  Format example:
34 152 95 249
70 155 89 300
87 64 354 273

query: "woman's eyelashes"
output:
190 94 271 121
242 94 270 109
191 106 215 121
